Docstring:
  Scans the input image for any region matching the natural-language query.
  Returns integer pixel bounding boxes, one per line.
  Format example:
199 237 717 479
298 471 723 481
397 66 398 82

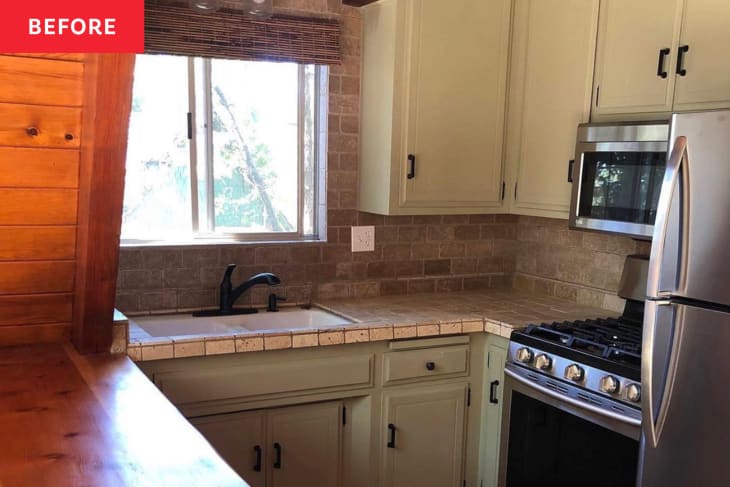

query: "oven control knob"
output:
599 375 620 394
564 364 585 382
626 384 642 403
535 354 553 371
516 347 534 364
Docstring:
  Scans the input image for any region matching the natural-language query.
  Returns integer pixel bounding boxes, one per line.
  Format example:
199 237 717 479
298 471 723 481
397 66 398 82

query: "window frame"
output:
121 55 328 247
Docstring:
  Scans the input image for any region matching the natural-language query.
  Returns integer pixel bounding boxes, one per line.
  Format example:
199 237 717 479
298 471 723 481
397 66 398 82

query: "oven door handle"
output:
504 368 641 427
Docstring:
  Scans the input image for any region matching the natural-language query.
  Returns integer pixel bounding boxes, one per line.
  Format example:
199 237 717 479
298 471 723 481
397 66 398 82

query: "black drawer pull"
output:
407 154 416 179
425 361 436 371
677 45 689 76
567 159 575 183
657 47 670 78
490 380 500 404
253 445 262 472
273 442 282 469
387 423 396 449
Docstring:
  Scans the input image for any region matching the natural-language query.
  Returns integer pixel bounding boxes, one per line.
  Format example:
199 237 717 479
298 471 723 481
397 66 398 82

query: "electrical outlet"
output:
351 226 375 252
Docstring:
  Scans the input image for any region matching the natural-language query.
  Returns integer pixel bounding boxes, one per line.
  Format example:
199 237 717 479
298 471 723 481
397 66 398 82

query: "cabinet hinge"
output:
595 86 600 108
487 352 491 368
463 480 466 487
342 405 347 425
186 112 193 140
514 182 518 201
467 387 471 407
501 181 506 201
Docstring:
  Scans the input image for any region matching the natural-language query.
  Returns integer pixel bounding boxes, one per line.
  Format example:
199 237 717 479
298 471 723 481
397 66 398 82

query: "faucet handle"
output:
267 293 286 312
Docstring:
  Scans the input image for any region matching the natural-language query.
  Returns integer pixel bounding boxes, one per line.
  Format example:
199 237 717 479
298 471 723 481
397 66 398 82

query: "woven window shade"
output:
144 2 341 65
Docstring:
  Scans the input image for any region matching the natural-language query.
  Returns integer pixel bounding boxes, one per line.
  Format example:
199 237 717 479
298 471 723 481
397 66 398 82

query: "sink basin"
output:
131 307 353 338
214 308 352 332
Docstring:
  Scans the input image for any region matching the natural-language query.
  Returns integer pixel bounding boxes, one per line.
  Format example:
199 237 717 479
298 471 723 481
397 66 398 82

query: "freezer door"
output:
648 110 730 306
640 301 730 486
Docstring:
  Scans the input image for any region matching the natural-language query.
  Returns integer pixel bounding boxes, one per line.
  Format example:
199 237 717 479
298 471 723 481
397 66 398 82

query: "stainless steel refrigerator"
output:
640 109 730 486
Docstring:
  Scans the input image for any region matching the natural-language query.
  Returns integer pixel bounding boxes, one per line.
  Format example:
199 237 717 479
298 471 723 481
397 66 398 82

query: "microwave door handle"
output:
647 136 688 297
643 300 681 447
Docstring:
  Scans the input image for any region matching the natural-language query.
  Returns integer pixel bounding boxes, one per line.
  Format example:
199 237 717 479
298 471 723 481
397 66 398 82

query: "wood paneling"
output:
0 189 78 225
0 261 75 294
0 226 76 261
5 53 85 62
0 56 83 107
73 54 136 353
0 294 73 326
0 103 81 148
0 147 79 188
0 323 70 346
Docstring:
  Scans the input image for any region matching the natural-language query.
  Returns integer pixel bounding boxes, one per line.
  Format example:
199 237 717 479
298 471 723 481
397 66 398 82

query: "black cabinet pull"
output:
567 159 575 183
677 45 689 76
253 445 262 472
387 423 396 448
26 127 39 137
489 380 500 404
407 154 416 179
273 442 282 469
656 48 670 78
425 361 436 371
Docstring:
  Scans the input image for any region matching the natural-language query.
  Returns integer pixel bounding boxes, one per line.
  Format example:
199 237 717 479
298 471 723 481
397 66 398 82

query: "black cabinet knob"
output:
26 127 39 137
64 133 74 141
425 361 436 371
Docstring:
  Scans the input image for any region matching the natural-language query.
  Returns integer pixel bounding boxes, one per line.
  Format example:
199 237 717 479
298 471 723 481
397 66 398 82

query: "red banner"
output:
0 0 144 53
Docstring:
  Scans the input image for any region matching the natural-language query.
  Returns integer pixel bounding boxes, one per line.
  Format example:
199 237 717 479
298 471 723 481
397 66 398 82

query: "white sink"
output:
131 307 352 338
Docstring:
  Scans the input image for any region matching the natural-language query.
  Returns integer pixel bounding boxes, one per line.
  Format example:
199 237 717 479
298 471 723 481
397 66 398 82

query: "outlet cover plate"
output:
351 226 375 252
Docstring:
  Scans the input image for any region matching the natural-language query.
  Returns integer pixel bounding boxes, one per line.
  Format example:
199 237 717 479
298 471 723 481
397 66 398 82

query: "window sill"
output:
120 237 326 249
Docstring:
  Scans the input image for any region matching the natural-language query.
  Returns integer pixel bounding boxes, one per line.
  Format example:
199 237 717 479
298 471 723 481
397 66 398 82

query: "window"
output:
122 54 327 243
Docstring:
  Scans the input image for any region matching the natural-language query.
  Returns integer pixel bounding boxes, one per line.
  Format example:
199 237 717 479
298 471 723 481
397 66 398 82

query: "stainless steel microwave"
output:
569 121 670 239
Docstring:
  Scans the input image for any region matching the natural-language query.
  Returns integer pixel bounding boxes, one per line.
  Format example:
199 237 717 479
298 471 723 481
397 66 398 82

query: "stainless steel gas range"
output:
498 256 648 487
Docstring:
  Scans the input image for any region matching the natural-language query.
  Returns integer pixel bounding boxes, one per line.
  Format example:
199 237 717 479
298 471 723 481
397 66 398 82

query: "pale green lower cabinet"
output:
191 401 342 487
141 335 511 487
381 383 468 487
481 337 509 487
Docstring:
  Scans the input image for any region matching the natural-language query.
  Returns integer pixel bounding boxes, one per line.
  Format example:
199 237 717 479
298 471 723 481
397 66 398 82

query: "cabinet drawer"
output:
383 345 469 385
155 354 374 406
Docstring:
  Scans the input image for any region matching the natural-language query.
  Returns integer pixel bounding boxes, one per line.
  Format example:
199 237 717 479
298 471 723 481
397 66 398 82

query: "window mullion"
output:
297 64 305 237
187 57 200 235
204 58 215 234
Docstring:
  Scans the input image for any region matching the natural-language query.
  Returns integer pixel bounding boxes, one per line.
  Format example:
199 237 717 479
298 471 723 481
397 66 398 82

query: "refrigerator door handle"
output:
648 136 689 297
643 300 682 447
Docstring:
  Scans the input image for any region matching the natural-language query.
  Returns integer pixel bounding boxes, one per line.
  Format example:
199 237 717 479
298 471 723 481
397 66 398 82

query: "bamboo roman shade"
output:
144 2 341 65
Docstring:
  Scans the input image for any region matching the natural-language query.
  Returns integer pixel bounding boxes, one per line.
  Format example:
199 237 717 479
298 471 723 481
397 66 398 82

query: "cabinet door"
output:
190 411 266 487
506 0 599 219
382 383 467 487
400 0 511 210
482 340 508 487
672 0 730 111
592 0 684 116
267 401 342 487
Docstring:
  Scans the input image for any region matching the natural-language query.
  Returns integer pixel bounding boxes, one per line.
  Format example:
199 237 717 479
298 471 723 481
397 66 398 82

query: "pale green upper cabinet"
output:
592 0 730 120
359 0 512 215
504 0 599 219
672 0 730 111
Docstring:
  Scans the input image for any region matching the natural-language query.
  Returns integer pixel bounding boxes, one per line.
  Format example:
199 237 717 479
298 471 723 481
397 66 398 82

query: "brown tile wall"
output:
115 1 515 314
512 216 652 311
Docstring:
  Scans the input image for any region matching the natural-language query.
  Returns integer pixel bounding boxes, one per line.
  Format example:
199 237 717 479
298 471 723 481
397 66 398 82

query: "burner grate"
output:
522 317 642 367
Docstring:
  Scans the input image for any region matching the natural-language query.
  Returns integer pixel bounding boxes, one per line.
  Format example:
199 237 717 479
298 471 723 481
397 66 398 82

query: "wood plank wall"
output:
0 53 84 346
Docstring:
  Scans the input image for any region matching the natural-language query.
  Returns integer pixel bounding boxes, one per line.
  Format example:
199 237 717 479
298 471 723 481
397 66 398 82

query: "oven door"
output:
569 141 667 239
498 364 640 487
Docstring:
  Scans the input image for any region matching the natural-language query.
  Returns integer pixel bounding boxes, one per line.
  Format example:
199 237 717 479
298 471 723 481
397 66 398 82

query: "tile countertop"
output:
125 289 618 362
0 343 247 487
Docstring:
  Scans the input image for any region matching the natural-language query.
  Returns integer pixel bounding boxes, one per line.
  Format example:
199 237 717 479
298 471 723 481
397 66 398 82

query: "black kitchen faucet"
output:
193 264 280 316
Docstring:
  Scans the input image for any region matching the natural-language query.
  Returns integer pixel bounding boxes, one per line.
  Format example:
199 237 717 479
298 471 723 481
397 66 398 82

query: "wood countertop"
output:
0 343 248 487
